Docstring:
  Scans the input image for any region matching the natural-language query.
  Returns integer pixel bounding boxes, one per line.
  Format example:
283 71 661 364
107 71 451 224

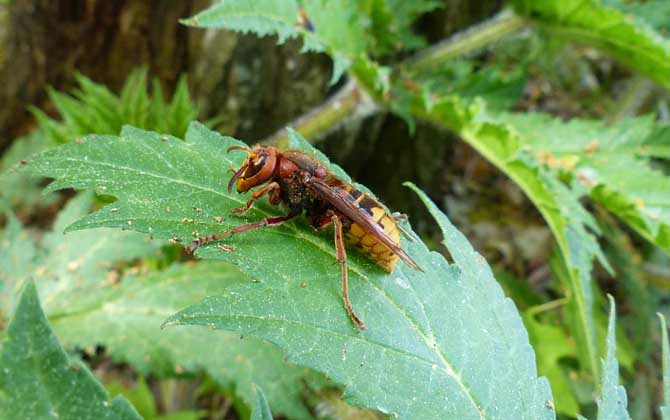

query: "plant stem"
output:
262 78 376 145
402 10 526 74
263 9 526 144
526 298 569 316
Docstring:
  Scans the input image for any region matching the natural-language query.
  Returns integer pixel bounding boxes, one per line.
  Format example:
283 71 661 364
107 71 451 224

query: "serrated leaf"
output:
184 0 367 84
659 313 670 420
30 68 199 145
359 0 441 53
414 61 527 110
413 94 606 383
1 68 201 215
73 73 125 133
595 296 631 420
52 262 326 420
0 131 57 213
0 192 161 312
24 122 555 419
0 282 141 420
0 194 321 419
0 193 163 318
0 212 38 317
386 60 527 133
510 0 670 88
183 1 301 41
496 113 670 254
251 386 273 420
165 75 200 138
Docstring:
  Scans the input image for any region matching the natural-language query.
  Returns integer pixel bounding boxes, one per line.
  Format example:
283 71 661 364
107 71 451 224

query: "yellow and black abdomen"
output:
340 188 401 272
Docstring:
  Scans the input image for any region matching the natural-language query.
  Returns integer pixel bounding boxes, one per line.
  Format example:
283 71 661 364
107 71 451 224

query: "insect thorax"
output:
277 173 327 217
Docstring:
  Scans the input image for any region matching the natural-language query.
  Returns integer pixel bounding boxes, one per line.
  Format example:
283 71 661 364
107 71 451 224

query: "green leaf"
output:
1 68 201 215
118 68 150 128
414 94 606 382
510 0 670 88
0 282 141 420
595 296 631 420
0 193 162 318
357 0 441 54
388 61 527 131
184 0 367 83
31 68 199 144
605 0 670 34
0 194 322 419
414 61 527 110
251 386 273 420
659 313 670 420
25 123 555 419
0 212 38 318
165 75 200 138
0 131 57 213
496 113 670 253
52 262 326 420
183 1 302 42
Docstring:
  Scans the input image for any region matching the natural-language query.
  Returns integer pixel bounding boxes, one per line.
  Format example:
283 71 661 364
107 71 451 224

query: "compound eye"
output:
244 154 268 177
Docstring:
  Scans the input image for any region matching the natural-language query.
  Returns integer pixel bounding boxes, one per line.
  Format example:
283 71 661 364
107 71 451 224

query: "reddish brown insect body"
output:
188 145 421 330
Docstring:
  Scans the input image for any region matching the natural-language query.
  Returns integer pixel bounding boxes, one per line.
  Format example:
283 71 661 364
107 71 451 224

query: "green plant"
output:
0 68 201 214
31 69 198 144
17 124 557 418
1 0 670 418
176 0 670 416
0 192 327 419
0 282 141 420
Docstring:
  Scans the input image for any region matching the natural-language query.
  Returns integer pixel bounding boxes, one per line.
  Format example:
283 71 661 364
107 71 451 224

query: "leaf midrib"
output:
168 312 488 418
54 154 377 278
51 143 488 417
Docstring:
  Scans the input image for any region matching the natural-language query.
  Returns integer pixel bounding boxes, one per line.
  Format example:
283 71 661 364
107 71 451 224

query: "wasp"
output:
188 145 422 330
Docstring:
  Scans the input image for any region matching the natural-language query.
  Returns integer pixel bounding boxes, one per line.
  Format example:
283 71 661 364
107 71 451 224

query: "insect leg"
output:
188 211 298 253
332 214 366 330
392 213 416 242
312 215 333 230
230 182 281 214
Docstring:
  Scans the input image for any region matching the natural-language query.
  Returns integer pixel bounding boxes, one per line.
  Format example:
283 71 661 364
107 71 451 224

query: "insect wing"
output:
308 178 422 271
